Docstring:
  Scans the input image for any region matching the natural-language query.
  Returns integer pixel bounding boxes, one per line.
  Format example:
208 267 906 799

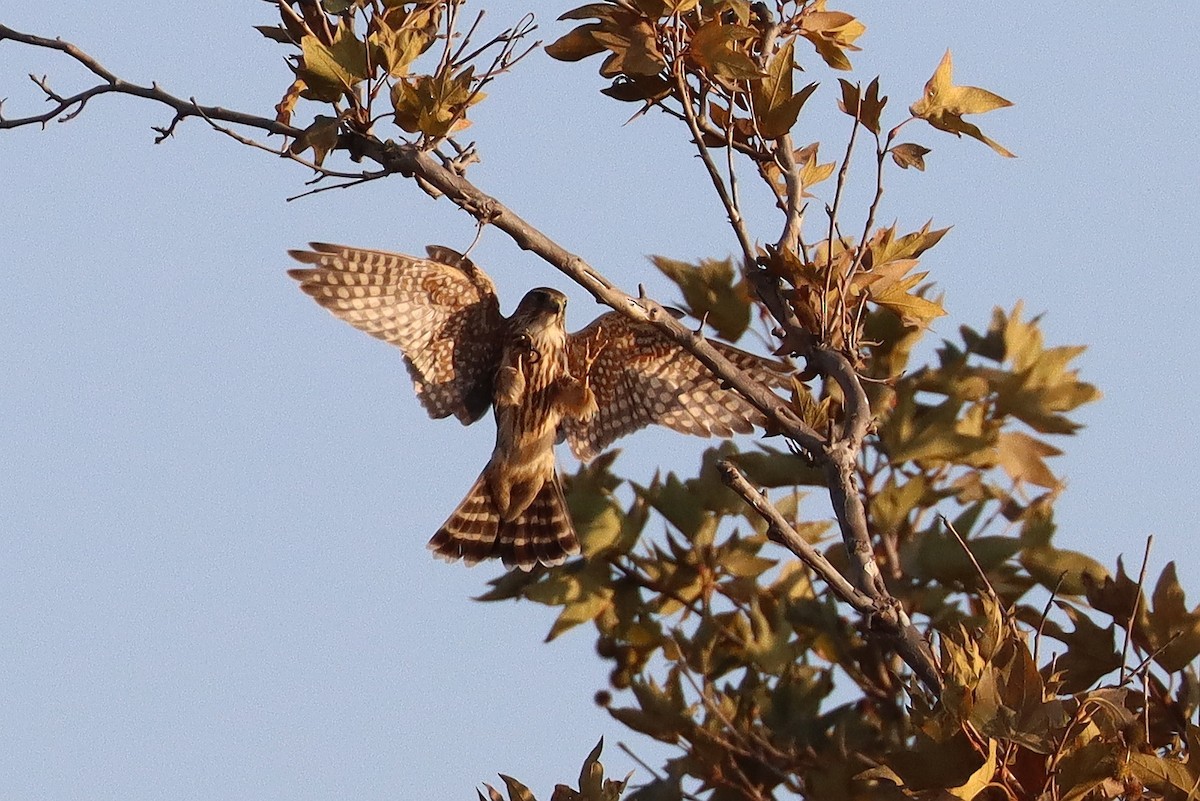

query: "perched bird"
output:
288 243 787 570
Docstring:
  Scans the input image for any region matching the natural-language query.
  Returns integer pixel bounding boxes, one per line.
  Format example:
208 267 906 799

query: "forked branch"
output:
0 20 942 693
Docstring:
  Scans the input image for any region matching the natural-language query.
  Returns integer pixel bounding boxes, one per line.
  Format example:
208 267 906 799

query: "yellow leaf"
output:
794 142 835 195
298 24 369 102
870 275 946 327
996 430 1062 489
910 50 1015 157
799 3 864 71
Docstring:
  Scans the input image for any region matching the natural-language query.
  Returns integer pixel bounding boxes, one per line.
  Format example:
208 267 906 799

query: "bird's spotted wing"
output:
288 244 504 424
562 312 790 462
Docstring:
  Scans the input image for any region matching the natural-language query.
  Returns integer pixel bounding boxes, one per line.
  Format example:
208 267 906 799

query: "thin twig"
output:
671 62 758 274
1033 573 1067 667
1120 535 1153 684
721 460 942 694
821 105 861 342
940 513 1001 606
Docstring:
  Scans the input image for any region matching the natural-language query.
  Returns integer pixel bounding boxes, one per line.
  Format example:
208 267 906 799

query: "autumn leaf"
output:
751 39 817 138
890 142 931 170
868 270 946 328
996 430 1062 489
297 24 369 102
287 114 341 166
274 78 305 126
369 7 438 77
838 77 885 134
793 142 835 196
799 2 864 71
391 67 484 138
687 21 763 81
910 50 1015 157
545 23 607 62
652 255 751 340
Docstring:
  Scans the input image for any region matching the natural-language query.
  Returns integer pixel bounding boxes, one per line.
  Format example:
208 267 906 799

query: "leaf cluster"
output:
481 739 630 801
482 298 1199 799
257 0 533 162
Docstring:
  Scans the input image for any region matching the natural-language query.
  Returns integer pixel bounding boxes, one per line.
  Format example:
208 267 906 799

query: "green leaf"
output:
1020 545 1110 596
1038 601 1121 692
651 255 750 341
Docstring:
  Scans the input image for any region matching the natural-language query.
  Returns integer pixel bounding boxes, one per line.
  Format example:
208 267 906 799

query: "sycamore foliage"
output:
244 1 1192 799
10 0 1185 799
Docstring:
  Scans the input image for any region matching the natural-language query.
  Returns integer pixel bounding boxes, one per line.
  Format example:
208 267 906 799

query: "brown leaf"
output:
287 114 341 166
275 78 305 126
687 21 763 81
837 77 885 134
594 19 665 77
799 2 864 71
545 24 607 62
890 142 930 170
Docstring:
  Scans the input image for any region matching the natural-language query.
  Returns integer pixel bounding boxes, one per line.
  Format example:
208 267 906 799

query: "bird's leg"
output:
556 335 603 421
495 352 526 407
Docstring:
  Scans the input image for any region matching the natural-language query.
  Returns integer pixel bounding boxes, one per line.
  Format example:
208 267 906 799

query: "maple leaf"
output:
751 39 817 139
890 142 931 170
910 50 1015 158
799 2 864 71
688 21 763 81
297 23 369 102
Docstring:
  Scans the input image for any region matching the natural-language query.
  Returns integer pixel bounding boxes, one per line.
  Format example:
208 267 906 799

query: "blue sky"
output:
3 2 1199 798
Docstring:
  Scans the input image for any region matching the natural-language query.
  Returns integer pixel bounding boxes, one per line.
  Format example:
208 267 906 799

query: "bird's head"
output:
512 287 566 331
509 287 568 362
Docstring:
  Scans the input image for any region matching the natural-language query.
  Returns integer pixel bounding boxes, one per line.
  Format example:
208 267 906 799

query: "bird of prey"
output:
288 243 787 570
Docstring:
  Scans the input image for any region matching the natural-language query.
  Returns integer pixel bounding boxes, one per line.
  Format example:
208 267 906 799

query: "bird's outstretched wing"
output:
562 312 790 462
288 244 504 424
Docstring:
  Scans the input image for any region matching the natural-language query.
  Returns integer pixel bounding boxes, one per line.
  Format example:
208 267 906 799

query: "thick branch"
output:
0 24 820 453
720 461 941 695
1 23 938 692
355 136 825 454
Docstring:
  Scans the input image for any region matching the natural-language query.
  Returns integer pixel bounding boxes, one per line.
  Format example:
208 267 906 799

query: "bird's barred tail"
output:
427 470 580 571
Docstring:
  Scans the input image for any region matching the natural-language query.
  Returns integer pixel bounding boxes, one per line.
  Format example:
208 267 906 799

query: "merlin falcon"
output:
288 243 788 570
